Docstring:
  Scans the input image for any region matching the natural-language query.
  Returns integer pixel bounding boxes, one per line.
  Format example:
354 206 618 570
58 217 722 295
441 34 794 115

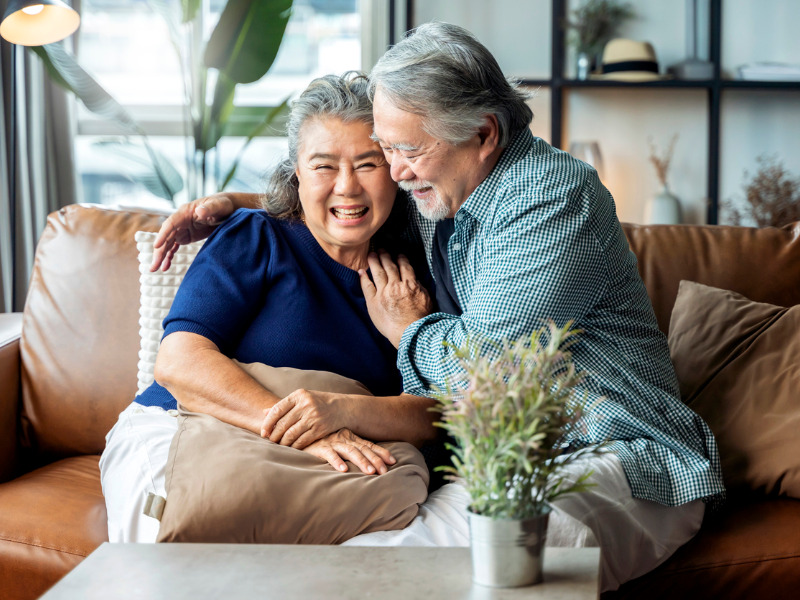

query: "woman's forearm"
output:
155 332 280 434
341 393 439 447
157 333 440 447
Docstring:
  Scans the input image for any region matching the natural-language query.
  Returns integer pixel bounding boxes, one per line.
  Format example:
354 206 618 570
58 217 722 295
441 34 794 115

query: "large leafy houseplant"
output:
436 321 599 521
33 0 293 203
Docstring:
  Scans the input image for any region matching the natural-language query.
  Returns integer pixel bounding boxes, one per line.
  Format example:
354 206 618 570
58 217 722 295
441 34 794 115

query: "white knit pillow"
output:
135 232 206 395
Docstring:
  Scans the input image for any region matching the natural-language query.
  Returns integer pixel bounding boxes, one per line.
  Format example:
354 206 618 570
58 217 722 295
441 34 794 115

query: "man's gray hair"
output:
368 22 533 147
263 71 374 220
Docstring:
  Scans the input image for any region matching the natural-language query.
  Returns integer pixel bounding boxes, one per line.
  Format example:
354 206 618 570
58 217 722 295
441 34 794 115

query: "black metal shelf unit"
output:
528 0 800 225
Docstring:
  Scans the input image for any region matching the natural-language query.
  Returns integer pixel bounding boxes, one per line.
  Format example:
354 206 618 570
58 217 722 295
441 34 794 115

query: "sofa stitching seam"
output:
665 553 800 574
0 535 91 557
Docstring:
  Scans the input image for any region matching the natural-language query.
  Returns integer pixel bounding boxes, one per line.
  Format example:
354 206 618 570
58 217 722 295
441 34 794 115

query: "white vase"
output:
468 508 550 587
576 52 591 80
644 185 682 225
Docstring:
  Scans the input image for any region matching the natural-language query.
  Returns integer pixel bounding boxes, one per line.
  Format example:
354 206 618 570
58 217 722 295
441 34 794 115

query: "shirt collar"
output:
456 128 535 224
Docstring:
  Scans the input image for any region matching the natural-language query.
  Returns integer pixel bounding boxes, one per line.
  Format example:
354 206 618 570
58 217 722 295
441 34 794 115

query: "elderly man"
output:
152 23 723 592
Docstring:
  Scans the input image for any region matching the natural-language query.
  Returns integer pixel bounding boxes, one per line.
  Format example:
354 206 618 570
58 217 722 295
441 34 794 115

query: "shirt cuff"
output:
397 312 453 396
162 319 224 351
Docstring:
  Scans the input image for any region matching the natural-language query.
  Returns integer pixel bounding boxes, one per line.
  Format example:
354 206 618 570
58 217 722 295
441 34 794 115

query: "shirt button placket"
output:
452 213 463 252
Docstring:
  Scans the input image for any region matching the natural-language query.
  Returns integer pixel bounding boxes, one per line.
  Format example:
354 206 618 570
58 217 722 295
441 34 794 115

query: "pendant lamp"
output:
0 0 80 46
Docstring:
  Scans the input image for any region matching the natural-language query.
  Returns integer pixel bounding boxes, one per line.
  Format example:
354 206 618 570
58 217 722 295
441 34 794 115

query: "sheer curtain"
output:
0 2 79 313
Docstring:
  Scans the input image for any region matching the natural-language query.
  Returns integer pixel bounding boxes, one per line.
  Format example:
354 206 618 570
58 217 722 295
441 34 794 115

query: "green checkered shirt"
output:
399 129 725 508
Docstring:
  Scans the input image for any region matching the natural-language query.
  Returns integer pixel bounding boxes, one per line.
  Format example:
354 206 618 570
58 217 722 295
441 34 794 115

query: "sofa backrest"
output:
20 205 163 461
17 205 800 462
622 222 800 334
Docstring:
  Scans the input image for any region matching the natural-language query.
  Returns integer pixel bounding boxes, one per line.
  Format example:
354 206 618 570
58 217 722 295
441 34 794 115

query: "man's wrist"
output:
390 319 418 349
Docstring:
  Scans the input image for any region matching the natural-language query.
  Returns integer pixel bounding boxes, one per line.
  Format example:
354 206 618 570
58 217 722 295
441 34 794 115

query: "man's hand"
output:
150 194 236 271
302 428 396 475
359 251 433 348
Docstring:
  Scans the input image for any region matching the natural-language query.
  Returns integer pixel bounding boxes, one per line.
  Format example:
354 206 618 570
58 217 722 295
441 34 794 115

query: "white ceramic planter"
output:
468 508 550 588
644 185 682 225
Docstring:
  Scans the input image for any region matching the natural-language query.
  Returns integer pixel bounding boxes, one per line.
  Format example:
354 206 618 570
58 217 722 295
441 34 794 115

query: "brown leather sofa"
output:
2 204 800 599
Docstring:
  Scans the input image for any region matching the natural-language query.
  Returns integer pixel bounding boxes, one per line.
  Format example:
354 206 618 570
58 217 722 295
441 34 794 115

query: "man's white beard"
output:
399 180 450 222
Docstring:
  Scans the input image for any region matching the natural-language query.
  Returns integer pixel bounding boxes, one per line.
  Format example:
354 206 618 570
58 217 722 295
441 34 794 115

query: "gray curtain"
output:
0 2 79 313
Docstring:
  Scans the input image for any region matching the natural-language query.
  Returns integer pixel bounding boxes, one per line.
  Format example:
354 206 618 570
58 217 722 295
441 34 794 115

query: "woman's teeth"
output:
332 207 368 219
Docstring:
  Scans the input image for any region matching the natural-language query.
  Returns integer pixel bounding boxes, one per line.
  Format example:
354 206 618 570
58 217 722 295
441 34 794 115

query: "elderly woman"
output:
99 72 439 544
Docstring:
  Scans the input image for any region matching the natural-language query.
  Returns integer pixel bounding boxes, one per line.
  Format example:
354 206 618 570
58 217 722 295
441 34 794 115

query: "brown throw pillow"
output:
156 362 429 544
668 280 800 497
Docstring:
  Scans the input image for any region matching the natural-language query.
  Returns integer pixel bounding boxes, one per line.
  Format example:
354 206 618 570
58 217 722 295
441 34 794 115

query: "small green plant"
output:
725 155 800 228
435 321 601 520
565 0 635 58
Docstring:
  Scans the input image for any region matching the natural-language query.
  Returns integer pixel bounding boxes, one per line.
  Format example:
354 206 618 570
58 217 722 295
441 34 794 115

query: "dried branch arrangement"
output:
647 134 679 188
724 155 800 228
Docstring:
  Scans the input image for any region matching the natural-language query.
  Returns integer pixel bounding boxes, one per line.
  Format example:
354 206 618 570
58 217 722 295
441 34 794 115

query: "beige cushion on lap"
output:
156 362 429 544
668 280 800 498
235 361 372 397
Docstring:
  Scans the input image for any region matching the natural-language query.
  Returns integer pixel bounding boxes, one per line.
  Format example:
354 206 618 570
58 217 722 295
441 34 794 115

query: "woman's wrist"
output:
333 394 375 435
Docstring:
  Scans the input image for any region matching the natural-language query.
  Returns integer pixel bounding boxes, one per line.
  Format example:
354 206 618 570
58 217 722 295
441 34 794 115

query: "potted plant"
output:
435 321 600 588
565 0 635 79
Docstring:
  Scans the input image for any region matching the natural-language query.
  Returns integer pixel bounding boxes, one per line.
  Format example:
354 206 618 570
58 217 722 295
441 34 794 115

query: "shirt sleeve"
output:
162 209 273 354
398 175 610 395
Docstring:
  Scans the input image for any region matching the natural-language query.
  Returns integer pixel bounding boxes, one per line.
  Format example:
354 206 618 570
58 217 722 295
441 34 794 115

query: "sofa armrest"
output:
0 313 22 482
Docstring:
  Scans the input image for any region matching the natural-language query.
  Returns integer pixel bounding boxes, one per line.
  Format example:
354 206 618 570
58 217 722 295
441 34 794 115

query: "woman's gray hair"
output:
262 71 374 220
368 22 533 147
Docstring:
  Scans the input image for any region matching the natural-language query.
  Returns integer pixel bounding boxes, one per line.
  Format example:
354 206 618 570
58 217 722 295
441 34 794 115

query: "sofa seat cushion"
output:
0 455 107 600
606 498 800 599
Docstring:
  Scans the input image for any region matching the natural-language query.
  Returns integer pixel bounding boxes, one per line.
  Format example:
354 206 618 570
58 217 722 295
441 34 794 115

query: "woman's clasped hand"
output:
260 389 397 475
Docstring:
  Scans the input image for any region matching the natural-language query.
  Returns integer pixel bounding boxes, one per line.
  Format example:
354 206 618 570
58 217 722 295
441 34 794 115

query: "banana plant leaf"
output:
199 71 237 153
32 43 183 201
205 0 293 84
92 139 184 201
219 95 291 190
33 44 142 134
34 1 294 201
201 0 293 152
182 0 202 22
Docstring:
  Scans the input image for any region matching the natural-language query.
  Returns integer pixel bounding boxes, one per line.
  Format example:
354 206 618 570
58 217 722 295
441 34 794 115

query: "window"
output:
74 0 368 210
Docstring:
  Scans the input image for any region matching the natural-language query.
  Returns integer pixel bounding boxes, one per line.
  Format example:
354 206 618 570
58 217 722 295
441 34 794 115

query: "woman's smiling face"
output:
295 116 397 270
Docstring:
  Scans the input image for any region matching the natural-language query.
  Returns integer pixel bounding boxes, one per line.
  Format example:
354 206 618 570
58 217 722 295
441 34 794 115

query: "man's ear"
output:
477 114 501 161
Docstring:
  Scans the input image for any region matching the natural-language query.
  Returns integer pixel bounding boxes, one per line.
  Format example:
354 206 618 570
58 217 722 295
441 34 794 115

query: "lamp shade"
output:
0 0 80 46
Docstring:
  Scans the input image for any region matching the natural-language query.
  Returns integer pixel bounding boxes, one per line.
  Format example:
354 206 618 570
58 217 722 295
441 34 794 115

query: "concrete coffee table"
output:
41 543 600 599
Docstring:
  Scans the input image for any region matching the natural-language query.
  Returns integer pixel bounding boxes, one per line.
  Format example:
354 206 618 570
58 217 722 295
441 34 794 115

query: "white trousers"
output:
99 403 179 546
100 403 705 592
